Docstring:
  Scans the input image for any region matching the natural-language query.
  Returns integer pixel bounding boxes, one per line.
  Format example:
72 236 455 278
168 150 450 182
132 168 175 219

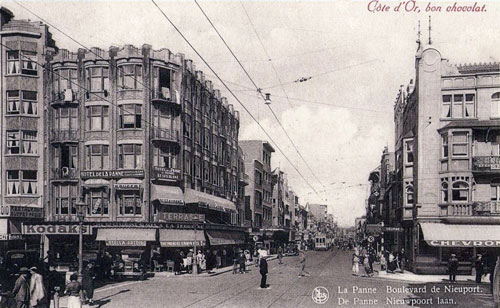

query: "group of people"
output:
379 249 407 274
448 253 497 288
0 262 96 308
351 245 378 277
172 249 207 275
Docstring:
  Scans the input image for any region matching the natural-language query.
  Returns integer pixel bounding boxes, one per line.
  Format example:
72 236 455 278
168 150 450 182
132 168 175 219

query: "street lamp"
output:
75 198 87 279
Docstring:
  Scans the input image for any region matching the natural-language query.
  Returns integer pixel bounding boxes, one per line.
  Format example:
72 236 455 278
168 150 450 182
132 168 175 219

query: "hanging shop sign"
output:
383 227 403 232
106 240 146 247
153 167 182 181
114 183 141 190
0 206 43 218
156 212 205 222
428 240 500 247
22 224 92 235
81 170 144 179
365 224 383 234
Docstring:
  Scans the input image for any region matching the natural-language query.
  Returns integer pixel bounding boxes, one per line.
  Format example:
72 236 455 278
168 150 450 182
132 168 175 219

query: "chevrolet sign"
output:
428 240 500 247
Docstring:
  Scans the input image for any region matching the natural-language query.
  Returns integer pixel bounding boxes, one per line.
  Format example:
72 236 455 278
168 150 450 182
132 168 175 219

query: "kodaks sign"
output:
23 224 92 235
428 240 500 247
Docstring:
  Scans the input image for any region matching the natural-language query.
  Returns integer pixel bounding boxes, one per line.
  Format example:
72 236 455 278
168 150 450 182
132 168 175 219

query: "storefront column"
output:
42 235 50 261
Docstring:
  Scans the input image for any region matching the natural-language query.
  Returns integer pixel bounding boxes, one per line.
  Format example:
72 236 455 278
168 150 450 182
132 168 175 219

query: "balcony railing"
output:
52 167 78 181
151 88 178 105
151 128 179 144
473 201 500 215
50 130 79 143
440 202 500 216
472 156 500 172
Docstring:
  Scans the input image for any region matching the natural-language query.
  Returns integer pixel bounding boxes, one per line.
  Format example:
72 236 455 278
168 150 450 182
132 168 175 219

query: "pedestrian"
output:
215 250 222 269
12 267 30 308
388 252 396 273
232 250 238 274
259 255 268 289
65 274 82 308
196 250 205 273
82 263 95 305
363 254 372 277
238 251 246 274
399 248 407 273
277 246 283 264
448 254 459 283
298 249 310 277
380 252 387 271
244 250 251 266
29 267 46 308
222 248 227 268
186 249 194 274
352 251 360 276
475 254 484 283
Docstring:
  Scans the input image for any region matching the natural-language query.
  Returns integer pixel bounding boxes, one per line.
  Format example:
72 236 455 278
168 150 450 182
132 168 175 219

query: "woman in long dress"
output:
65 273 82 308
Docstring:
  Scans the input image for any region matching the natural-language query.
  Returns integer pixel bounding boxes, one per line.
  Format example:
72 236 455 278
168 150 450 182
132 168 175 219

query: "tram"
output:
314 234 328 251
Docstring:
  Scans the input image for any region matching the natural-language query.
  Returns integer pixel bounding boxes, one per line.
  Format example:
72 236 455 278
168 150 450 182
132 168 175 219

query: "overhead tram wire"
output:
150 0 321 196
195 0 325 189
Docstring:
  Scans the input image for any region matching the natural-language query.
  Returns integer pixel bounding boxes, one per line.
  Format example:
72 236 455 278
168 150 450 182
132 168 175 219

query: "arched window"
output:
406 184 414 205
491 92 500 118
452 181 469 201
441 180 448 203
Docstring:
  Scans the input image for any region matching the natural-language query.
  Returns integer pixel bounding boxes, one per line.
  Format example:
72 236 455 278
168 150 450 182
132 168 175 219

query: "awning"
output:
150 184 184 206
420 223 500 247
114 178 142 190
96 228 156 247
206 230 245 246
184 189 236 212
159 229 206 247
83 179 110 189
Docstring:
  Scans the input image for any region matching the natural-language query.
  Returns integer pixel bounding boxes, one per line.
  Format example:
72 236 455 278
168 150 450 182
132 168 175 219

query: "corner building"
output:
394 43 500 274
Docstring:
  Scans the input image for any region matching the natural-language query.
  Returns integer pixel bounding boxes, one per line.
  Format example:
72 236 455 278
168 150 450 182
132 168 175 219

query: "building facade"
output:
393 42 500 274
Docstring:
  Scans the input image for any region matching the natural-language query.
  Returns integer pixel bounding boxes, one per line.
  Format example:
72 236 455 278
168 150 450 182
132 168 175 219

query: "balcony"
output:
52 167 79 182
439 202 500 217
472 156 500 173
50 130 79 144
238 172 249 185
151 128 179 145
51 89 78 106
151 88 179 107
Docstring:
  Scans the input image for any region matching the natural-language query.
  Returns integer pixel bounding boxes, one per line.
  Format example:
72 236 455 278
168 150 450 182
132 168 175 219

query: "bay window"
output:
54 68 78 93
442 134 449 159
86 66 109 92
117 64 142 90
153 145 177 168
86 106 109 131
86 144 109 170
451 132 469 157
54 185 78 215
119 104 142 129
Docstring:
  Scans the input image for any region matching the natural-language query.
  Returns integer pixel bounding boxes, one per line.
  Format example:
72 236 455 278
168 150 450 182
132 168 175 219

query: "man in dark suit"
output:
259 255 268 289
12 267 30 308
448 254 459 283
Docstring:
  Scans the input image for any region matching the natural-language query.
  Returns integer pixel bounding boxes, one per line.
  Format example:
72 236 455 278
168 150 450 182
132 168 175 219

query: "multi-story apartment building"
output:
239 140 274 229
1 7 247 264
393 42 500 274
0 8 57 253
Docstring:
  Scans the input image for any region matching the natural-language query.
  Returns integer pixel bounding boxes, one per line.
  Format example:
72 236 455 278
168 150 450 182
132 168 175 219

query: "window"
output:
86 144 109 170
6 131 37 155
255 170 262 185
7 51 37 76
55 107 78 131
54 68 78 92
6 91 37 115
153 145 177 168
491 183 500 202
452 181 469 202
119 104 142 129
183 121 191 138
86 106 109 131
203 165 209 182
441 179 448 203
465 94 475 118
118 144 142 169
491 93 500 118
442 134 449 159
195 160 201 179
451 132 469 157
203 129 210 150
118 64 142 90
152 106 171 129
54 185 78 215
405 140 414 164
119 191 142 215
86 66 109 92
185 155 191 175
6 170 37 195
452 94 463 118
444 94 476 119
87 189 109 216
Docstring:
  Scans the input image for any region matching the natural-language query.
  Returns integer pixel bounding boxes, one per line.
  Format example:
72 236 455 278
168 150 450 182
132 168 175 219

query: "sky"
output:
5 0 500 227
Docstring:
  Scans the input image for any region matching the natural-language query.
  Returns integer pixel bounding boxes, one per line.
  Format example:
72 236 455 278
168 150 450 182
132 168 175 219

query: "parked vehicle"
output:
285 243 299 256
1 250 39 290
112 249 146 281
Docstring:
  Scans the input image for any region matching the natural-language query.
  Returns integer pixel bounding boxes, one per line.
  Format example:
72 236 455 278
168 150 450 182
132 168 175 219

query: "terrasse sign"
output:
428 240 500 247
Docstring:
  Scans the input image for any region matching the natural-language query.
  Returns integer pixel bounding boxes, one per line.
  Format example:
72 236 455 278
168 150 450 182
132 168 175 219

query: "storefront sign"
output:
0 206 43 218
473 156 500 170
158 198 184 206
0 235 8 240
365 224 382 234
428 240 500 247
157 212 205 222
81 170 144 179
114 183 141 190
22 224 91 235
160 240 205 247
383 227 403 232
153 167 181 181
106 240 146 246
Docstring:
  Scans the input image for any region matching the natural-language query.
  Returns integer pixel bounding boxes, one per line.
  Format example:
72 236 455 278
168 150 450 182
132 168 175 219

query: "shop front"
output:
416 222 500 274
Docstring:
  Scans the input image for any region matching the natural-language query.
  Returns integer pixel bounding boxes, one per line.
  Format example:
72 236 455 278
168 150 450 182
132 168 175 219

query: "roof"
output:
438 120 500 132
456 62 500 74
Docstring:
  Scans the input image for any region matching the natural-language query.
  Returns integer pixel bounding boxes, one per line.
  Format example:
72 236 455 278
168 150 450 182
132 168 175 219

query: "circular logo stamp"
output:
311 286 329 304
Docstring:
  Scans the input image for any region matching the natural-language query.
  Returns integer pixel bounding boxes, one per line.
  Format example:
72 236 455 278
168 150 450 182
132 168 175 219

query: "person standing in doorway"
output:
475 254 484 283
448 254 459 283
259 255 268 289
298 249 310 277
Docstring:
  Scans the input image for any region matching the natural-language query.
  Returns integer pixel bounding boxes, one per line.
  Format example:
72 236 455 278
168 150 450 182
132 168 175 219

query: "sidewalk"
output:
376 268 491 285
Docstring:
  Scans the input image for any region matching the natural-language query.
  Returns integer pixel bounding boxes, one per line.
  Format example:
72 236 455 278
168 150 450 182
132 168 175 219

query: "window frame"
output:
86 66 109 93
86 144 109 170
118 191 142 216
6 170 38 196
451 180 469 202
86 105 109 131
118 144 142 169
451 131 469 158
7 50 38 76
491 92 500 118
117 64 143 90
86 189 109 216
119 104 142 129
153 145 177 169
